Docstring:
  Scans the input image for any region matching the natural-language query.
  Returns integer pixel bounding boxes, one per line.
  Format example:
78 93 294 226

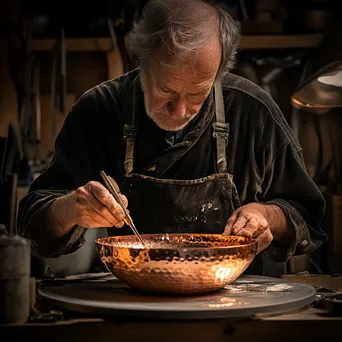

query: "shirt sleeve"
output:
261 138 328 263
17 92 97 258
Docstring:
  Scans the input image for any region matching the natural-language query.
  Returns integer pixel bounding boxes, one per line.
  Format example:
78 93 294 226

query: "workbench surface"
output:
2 274 342 342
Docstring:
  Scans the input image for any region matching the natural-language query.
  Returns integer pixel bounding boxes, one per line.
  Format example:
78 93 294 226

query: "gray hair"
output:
127 0 240 77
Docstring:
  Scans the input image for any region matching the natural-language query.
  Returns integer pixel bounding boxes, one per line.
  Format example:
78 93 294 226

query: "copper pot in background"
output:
303 10 329 31
286 9 330 33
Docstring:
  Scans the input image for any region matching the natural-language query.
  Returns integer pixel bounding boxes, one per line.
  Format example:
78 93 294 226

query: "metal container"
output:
0 232 31 324
96 234 257 296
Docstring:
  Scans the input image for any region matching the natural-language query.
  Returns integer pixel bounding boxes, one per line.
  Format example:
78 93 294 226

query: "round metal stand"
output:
38 275 316 320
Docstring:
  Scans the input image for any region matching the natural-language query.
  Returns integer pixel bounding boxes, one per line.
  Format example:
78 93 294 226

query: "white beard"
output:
141 79 197 132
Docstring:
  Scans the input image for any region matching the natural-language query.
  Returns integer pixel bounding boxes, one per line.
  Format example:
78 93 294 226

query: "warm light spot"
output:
213 265 231 281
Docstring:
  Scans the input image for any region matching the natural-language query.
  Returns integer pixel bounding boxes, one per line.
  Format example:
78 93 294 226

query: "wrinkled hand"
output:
71 180 128 229
223 203 273 254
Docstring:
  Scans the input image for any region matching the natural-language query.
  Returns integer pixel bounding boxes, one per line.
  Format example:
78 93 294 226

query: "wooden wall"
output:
0 38 124 160
0 48 18 137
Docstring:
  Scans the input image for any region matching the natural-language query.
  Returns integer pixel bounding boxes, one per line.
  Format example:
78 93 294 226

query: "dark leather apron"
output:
111 79 242 237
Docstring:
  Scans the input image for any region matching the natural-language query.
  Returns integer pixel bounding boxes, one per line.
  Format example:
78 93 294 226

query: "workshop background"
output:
0 0 341 278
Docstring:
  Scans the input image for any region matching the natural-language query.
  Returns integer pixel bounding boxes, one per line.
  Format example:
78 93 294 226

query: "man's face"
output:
141 40 222 131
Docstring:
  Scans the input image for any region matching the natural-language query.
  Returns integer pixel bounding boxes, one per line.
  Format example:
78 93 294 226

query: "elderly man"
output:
18 0 327 276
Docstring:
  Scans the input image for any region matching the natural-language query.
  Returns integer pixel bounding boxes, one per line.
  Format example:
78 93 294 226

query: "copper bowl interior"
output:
95 233 257 296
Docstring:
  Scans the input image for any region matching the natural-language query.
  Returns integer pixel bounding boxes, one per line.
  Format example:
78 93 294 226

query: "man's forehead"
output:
149 40 221 84
156 63 215 81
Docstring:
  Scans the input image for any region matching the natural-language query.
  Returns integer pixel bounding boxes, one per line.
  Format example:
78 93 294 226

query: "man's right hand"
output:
71 181 128 228
48 180 128 237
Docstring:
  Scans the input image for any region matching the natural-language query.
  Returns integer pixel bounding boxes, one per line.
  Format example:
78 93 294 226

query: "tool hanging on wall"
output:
21 22 33 155
6 18 37 185
108 16 130 74
32 63 41 162
50 25 66 154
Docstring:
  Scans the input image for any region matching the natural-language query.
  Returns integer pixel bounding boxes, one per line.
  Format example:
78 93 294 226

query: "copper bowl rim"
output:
95 233 258 251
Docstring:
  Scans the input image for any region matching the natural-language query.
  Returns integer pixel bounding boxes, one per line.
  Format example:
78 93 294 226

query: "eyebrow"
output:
189 88 211 95
159 84 210 95
159 84 174 91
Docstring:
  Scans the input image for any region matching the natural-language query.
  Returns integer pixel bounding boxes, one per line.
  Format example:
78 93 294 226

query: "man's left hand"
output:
223 203 286 254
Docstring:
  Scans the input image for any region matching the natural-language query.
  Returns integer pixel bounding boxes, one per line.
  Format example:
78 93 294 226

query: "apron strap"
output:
213 79 229 173
123 80 139 176
123 124 137 176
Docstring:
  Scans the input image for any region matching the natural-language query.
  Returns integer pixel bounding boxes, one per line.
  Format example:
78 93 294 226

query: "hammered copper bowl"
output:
95 234 257 296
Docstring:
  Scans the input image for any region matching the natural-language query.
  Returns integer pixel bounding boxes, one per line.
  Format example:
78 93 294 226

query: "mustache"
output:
154 108 194 119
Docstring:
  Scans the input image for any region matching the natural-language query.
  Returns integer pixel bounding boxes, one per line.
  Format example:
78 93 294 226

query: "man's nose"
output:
167 96 187 119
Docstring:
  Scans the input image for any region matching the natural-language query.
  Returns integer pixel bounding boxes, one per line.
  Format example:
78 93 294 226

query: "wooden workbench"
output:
1 306 342 342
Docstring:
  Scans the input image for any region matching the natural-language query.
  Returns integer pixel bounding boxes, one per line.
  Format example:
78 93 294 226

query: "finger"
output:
80 195 125 228
120 194 128 208
106 177 129 209
75 185 125 228
255 230 273 254
238 216 269 237
89 182 125 220
87 193 123 224
108 176 121 193
233 217 259 237
223 212 238 235
230 215 249 234
78 206 113 228
81 185 124 226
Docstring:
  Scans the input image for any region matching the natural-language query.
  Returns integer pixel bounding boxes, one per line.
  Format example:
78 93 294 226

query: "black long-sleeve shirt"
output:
17 69 327 272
